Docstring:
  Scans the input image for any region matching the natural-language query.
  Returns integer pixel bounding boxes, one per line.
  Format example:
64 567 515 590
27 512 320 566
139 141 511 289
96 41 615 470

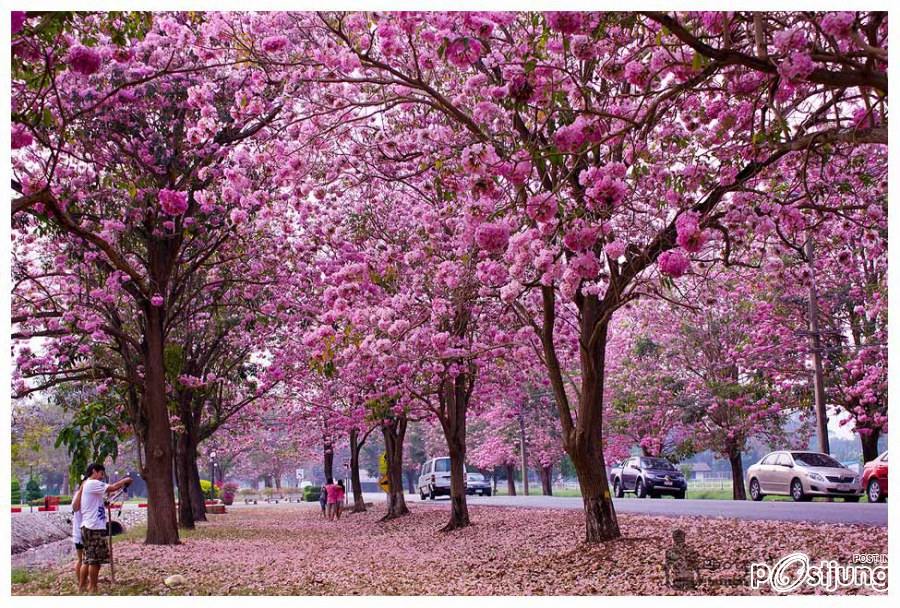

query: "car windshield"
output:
434 459 451 473
792 453 843 468
641 458 675 471
467 473 484 481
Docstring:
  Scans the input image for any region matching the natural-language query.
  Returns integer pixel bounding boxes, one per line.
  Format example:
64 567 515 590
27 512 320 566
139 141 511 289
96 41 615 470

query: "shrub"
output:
222 482 238 505
11 478 21 504
238 488 256 496
25 477 43 502
199 479 219 499
302 485 322 502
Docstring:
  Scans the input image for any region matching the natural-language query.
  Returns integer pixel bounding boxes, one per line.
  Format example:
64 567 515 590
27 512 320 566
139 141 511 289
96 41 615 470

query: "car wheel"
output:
428 487 435 500
674 491 685 499
613 479 624 498
749 478 764 502
790 478 807 502
868 479 885 503
484 489 491 497
419 489 427 501
635 479 647 498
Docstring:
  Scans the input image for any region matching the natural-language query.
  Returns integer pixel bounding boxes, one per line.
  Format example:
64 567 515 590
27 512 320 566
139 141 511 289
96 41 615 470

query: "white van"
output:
417 457 467 500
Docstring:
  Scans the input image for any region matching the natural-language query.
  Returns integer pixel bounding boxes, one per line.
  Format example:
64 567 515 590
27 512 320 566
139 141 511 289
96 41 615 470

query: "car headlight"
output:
807 472 825 482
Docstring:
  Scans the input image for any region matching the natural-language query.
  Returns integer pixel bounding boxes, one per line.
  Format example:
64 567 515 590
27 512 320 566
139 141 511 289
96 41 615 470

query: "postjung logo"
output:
749 552 888 593
663 530 887 594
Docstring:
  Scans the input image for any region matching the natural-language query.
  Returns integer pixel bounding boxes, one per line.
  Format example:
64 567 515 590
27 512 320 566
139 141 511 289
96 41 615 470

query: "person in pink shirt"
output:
325 480 339 521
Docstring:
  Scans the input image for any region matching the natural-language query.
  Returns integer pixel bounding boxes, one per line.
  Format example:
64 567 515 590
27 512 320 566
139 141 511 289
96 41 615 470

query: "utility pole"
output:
518 408 529 496
805 238 830 456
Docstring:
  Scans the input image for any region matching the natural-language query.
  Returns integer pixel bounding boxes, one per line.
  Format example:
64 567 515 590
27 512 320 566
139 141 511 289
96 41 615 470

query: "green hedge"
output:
11 479 21 504
302 485 322 502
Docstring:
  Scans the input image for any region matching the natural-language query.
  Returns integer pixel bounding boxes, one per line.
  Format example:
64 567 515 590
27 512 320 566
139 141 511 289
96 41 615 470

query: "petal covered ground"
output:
11 503 887 595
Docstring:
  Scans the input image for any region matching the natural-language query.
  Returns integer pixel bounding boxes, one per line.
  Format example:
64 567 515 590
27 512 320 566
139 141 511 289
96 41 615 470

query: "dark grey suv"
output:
610 456 687 499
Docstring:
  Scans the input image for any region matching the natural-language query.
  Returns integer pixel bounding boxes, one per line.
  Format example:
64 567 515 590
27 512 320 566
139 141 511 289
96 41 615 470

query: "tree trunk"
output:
504 463 516 496
405 468 417 495
728 452 746 501
438 370 472 531
860 430 881 463
444 433 470 531
381 416 409 520
174 432 195 529
323 439 334 483
566 311 620 542
541 465 553 496
518 411 529 496
349 428 366 513
141 306 179 545
274 475 281 492
188 452 206 522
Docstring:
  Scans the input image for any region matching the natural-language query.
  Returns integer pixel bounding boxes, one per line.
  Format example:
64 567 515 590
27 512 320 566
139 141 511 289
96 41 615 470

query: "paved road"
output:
403 494 888 526
68 493 884 526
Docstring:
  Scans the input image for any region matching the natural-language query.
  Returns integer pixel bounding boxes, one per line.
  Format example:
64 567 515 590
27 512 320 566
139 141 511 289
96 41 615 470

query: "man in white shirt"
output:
74 463 131 593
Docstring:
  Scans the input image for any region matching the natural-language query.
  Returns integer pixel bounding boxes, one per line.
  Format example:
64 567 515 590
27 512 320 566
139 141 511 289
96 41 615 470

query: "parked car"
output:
608 462 623 488
465 472 492 496
417 457 467 500
610 456 687 499
861 450 888 503
747 451 862 502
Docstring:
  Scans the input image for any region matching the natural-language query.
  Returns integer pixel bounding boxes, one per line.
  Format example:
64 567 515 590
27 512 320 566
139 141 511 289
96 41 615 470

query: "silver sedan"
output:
747 451 862 502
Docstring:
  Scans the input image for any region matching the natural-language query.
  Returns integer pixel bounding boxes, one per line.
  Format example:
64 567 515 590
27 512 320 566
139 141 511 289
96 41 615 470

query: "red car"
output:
861 450 888 503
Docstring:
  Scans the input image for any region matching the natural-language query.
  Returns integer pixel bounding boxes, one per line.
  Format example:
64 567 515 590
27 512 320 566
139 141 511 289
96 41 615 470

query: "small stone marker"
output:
164 574 187 588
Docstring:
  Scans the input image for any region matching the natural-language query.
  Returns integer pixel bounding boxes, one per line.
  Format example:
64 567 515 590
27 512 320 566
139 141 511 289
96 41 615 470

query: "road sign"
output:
295 468 304 480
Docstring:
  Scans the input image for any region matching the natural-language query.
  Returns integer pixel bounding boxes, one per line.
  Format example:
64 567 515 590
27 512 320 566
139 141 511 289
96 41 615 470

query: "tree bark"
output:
728 452 747 500
323 437 334 483
860 430 881 463
566 308 620 542
174 432 195 529
381 416 409 520
141 306 179 545
188 451 206 522
444 432 470 531
349 428 366 513
518 410 529 496
506 463 517 496
438 369 472 531
405 468 417 495
541 465 553 496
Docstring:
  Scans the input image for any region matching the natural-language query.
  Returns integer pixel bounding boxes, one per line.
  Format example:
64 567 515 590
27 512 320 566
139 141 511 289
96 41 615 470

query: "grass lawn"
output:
12 503 886 596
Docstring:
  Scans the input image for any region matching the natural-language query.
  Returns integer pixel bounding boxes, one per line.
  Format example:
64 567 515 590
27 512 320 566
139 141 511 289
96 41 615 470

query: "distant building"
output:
685 462 712 481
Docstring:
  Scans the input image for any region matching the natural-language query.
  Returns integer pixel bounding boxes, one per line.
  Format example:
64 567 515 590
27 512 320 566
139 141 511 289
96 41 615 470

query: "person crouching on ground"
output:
78 463 132 593
334 480 346 520
319 480 329 518
71 479 84 587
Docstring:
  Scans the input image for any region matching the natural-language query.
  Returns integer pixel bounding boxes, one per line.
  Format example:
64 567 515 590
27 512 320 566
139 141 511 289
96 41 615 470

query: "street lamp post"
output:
209 451 218 498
